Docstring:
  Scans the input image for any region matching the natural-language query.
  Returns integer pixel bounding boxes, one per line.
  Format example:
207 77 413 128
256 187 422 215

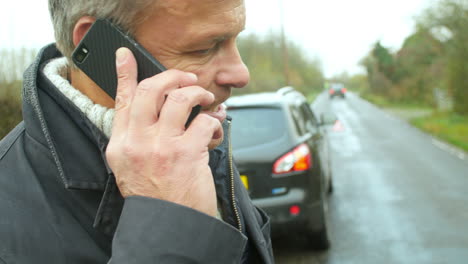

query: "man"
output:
0 0 274 263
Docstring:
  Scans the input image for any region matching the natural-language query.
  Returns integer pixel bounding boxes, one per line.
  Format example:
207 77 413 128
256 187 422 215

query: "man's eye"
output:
192 43 221 56
194 48 213 55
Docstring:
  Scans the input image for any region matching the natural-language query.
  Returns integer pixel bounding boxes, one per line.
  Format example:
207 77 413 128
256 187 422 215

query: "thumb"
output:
112 47 138 138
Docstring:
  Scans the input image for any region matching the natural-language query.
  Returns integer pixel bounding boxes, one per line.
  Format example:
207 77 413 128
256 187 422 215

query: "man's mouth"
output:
201 103 227 123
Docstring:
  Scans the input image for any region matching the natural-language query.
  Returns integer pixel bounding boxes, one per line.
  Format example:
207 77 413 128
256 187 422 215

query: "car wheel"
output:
327 161 333 194
306 195 330 250
308 225 330 250
328 174 334 194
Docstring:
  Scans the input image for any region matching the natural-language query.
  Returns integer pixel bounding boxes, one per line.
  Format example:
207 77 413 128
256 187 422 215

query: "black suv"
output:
226 87 333 249
329 83 346 99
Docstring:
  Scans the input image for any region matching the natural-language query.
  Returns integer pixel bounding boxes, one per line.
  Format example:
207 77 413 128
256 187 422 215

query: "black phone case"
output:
72 19 200 127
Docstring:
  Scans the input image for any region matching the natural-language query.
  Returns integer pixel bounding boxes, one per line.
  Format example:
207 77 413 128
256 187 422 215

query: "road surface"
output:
273 93 468 264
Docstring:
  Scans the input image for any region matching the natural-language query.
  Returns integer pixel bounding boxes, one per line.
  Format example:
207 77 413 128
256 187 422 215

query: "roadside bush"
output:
0 98 22 139
0 82 23 139
0 48 35 140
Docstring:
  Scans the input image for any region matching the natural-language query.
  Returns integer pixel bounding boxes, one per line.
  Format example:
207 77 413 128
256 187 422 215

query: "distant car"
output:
226 87 334 250
329 83 346 98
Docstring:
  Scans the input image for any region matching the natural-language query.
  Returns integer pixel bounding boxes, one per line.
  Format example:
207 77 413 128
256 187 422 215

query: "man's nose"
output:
216 42 250 89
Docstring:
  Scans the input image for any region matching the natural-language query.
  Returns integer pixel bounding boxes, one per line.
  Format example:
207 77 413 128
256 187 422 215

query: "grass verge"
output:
361 92 468 152
306 90 321 103
361 92 430 109
411 112 468 152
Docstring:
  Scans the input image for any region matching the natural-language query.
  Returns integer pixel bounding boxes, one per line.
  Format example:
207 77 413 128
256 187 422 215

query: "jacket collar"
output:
23 44 110 190
22 44 124 235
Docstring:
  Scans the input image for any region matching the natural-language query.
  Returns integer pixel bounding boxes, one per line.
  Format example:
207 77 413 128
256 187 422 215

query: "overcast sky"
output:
1 0 431 77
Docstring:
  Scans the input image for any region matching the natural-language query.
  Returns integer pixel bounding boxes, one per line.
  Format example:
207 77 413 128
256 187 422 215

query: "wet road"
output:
274 93 468 264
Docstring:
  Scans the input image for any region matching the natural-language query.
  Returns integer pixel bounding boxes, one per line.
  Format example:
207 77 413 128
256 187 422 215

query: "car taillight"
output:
342 88 347 93
273 144 312 174
290 205 301 216
329 89 334 94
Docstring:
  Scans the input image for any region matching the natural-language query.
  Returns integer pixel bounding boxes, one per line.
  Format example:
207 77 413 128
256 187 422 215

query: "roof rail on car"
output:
277 86 295 95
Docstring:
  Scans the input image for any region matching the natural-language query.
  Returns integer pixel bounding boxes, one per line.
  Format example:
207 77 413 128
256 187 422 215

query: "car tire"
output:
308 225 330 250
306 196 330 250
328 174 334 194
327 161 333 194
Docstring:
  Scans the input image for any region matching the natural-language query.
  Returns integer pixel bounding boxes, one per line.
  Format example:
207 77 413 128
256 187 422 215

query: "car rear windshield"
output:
228 107 287 149
331 83 344 90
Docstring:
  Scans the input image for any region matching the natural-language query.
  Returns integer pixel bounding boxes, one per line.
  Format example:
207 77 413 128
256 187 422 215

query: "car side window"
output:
300 103 318 134
289 105 305 136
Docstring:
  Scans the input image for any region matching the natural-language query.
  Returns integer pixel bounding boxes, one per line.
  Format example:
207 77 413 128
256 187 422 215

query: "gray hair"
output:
48 0 155 61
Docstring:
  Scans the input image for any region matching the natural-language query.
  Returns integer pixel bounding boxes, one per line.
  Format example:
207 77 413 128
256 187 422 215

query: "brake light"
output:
273 144 312 174
290 205 301 216
329 89 335 94
342 88 347 93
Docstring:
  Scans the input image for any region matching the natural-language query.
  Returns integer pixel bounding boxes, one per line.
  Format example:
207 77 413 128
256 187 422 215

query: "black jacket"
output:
0 44 274 263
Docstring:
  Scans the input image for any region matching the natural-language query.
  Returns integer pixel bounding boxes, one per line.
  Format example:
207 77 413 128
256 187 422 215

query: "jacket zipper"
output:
228 119 243 233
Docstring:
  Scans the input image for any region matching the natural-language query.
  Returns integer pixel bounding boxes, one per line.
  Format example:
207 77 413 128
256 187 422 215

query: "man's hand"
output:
106 47 222 217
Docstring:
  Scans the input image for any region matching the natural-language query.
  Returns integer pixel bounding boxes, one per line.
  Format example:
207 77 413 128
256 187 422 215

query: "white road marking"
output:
431 138 467 161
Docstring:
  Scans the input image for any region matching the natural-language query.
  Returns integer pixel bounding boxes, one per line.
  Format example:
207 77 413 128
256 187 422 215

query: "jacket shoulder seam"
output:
0 121 25 162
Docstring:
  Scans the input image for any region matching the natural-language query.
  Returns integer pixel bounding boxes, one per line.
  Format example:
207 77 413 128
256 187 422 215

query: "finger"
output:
111 48 138 139
184 114 222 149
158 86 215 136
128 70 198 130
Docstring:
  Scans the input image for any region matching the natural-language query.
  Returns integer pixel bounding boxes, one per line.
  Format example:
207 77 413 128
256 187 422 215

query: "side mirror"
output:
320 112 337 126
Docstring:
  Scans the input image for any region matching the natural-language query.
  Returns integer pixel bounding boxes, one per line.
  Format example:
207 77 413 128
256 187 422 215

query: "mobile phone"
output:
72 18 200 127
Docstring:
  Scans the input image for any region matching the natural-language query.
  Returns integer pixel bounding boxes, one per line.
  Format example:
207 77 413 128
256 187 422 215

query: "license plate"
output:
240 175 249 190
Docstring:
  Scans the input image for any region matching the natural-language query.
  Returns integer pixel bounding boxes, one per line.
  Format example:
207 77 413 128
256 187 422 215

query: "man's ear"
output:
73 16 96 47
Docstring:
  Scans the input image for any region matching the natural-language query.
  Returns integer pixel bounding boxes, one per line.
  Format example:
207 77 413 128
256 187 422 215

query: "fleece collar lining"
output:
43 57 114 138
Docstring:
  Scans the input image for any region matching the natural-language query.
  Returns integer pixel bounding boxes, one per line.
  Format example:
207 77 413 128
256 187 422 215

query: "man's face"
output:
134 0 250 149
